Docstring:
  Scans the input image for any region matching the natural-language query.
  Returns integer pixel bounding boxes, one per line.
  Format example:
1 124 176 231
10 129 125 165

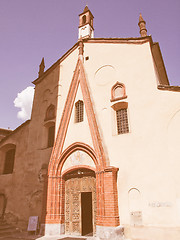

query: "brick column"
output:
59 177 65 225
103 167 120 226
96 167 119 227
42 176 65 235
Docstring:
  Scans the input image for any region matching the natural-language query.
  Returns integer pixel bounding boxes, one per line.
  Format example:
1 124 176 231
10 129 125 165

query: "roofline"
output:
158 85 180 92
32 36 153 85
0 120 30 145
84 36 153 44
0 128 13 133
32 42 79 85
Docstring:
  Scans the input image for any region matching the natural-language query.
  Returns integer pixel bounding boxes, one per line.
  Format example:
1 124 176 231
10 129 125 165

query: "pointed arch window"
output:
45 104 55 121
75 100 84 123
111 82 127 102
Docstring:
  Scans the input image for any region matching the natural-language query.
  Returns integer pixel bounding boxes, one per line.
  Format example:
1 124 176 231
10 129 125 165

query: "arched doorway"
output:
63 168 96 236
44 143 120 237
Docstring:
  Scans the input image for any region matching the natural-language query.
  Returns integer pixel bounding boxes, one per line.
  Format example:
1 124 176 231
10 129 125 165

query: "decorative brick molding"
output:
111 101 128 111
57 142 99 174
43 145 120 230
48 55 107 176
111 82 127 102
42 53 120 233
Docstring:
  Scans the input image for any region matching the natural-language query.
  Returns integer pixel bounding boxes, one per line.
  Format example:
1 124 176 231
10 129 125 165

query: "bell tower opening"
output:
82 15 86 24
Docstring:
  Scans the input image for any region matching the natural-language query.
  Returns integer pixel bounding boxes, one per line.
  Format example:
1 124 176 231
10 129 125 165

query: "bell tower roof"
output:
79 5 94 18
83 5 89 13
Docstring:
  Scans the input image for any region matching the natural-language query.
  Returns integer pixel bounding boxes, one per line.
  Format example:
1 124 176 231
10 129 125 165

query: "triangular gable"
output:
79 59 107 169
62 79 94 151
48 57 107 176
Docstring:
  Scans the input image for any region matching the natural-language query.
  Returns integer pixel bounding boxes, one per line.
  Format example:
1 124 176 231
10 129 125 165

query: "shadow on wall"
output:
0 194 7 220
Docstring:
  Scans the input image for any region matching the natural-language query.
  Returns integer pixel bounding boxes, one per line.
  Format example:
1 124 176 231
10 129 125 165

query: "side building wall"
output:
0 122 30 227
0 61 60 229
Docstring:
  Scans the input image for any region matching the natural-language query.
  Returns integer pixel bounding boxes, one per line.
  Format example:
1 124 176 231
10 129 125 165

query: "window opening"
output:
116 108 129 134
75 101 84 123
82 15 86 24
3 149 15 174
48 125 55 147
45 104 55 121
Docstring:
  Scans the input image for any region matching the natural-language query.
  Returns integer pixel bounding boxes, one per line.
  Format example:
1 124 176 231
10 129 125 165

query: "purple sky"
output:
0 0 180 130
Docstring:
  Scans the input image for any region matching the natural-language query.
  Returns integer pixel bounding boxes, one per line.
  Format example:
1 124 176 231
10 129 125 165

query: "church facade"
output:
0 6 180 240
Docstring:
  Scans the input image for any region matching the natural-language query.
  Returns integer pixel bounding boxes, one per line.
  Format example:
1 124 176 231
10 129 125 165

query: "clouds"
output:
14 86 34 121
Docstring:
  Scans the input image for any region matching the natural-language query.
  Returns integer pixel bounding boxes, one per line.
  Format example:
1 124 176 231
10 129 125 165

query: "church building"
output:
0 6 180 240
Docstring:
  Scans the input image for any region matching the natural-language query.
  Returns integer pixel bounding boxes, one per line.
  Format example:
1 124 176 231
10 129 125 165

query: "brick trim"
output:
43 55 120 230
111 82 127 102
48 56 107 176
111 102 128 111
79 59 107 169
56 142 99 175
61 165 96 177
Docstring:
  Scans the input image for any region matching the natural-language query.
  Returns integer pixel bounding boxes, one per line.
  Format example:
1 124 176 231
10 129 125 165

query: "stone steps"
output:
0 219 21 239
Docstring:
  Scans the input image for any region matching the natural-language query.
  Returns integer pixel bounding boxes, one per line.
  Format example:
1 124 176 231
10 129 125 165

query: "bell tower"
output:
78 6 94 39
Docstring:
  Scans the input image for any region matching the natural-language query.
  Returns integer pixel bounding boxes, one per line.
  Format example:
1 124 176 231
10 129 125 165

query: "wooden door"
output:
65 174 96 236
81 192 93 236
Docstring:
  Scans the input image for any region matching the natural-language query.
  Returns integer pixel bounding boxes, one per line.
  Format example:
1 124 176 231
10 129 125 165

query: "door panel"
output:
81 192 93 236
65 175 96 236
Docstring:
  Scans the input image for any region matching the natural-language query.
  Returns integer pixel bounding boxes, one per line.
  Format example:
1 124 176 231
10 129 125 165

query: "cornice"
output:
83 36 152 44
158 85 180 92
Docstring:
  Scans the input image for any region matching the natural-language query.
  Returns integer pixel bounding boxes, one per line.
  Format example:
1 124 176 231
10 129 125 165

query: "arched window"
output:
75 100 84 123
111 82 127 102
3 148 16 174
45 104 55 121
47 124 55 148
82 15 86 24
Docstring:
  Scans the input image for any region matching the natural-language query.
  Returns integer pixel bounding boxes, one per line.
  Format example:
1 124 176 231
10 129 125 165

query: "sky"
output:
0 0 180 130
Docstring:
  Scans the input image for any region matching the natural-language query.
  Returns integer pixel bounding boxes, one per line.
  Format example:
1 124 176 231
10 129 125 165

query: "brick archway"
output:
43 142 120 236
